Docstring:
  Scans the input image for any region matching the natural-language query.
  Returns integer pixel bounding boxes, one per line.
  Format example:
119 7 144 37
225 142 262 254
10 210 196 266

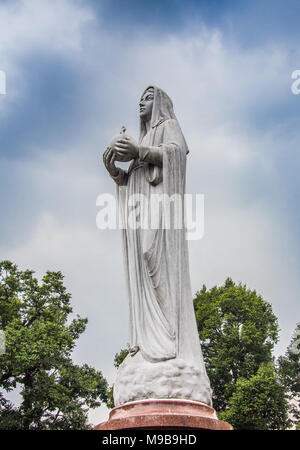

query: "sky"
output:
0 0 299 425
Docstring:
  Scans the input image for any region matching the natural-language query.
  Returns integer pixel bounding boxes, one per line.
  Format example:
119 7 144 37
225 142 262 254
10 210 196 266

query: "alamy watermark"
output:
289 328 300 356
96 193 204 241
0 70 6 95
291 70 300 95
0 330 5 354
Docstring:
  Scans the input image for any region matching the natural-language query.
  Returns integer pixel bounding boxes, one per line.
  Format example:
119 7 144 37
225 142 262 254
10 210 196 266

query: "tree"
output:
0 261 108 429
219 363 291 430
193 278 279 412
112 278 293 429
277 323 300 427
106 345 131 409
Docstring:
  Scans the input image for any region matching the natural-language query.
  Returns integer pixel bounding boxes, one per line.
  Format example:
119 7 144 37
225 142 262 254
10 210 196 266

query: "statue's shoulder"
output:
159 118 178 129
164 118 177 124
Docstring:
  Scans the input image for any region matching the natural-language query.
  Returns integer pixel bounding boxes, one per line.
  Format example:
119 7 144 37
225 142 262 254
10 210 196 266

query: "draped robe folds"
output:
111 86 212 405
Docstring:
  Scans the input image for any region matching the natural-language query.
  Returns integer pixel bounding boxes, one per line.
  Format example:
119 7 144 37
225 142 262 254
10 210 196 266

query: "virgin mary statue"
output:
103 86 212 407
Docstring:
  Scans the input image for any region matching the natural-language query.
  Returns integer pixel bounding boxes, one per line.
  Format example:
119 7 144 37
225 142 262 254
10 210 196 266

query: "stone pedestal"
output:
94 399 232 430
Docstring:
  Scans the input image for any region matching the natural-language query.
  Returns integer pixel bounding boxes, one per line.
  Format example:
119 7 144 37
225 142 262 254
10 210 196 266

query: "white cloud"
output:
0 0 93 56
0 0 94 115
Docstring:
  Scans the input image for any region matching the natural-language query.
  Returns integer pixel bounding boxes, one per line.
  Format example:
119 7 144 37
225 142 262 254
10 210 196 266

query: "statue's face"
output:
139 88 154 121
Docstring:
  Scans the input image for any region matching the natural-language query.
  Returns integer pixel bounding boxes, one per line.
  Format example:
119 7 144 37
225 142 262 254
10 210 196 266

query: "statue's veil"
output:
139 86 188 154
114 85 212 407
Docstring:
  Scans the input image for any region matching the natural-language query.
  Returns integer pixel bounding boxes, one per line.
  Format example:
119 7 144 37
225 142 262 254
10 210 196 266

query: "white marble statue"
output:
103 86 212 407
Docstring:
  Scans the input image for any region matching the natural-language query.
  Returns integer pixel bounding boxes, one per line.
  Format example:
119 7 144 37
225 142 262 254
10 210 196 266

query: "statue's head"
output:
139 87 154 122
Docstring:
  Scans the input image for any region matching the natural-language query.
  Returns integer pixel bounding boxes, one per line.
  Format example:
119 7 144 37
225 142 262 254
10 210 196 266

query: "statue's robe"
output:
112 86 211 401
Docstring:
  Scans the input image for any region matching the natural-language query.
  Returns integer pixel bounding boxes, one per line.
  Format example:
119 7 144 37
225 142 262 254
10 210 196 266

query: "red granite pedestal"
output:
94 399 232 430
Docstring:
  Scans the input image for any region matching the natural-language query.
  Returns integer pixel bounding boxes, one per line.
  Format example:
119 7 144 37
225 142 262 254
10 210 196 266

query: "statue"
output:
103 86 212 407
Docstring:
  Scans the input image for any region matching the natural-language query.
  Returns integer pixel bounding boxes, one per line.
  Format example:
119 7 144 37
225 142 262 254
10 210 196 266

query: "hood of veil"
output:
139 86 175 141
139 86 188 154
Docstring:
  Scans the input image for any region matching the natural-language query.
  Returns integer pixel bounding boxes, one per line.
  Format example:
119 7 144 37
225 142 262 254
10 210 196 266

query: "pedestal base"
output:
95 399 232 430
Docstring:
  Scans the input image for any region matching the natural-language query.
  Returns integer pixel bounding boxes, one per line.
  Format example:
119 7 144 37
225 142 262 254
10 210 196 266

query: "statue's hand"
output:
103 147 119 177
114 136 139 160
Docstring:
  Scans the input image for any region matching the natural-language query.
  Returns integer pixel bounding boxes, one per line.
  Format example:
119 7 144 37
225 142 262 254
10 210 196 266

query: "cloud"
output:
0 0 93 61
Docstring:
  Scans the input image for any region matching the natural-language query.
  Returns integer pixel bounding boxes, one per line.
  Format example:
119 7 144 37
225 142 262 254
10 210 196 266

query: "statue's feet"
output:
129 346 140 356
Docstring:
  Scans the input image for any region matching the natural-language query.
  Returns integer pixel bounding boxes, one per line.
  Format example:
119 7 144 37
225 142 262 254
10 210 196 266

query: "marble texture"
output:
103 86 212 407
95 399 233 430
114 352 212 407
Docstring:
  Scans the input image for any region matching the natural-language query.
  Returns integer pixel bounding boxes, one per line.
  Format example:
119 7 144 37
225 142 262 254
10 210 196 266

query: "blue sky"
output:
0 0 299 424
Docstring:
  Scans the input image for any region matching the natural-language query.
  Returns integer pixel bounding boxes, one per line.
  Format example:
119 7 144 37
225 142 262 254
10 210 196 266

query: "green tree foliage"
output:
106 345 130 409
219 364 291 430
193 278 279 412
114 345 130 369
0 261 108 429
113 278 296 429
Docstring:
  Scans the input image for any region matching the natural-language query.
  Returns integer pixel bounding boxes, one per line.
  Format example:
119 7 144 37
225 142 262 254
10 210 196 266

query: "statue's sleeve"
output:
110 168 128 186
139 119 187 169
139 146 162 167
